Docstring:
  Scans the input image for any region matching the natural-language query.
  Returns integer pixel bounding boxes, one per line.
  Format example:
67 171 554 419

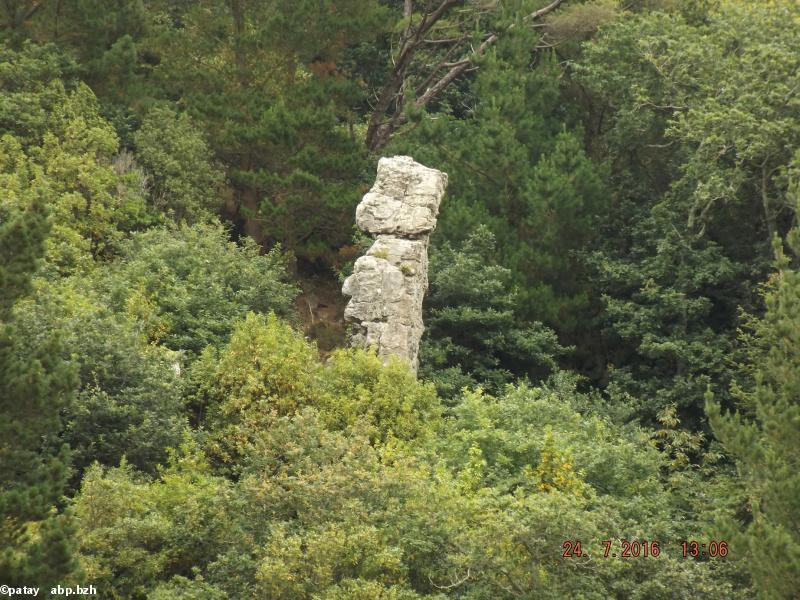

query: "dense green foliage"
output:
0 200 78 586
390 40 608 337
420 226 565 397
575 0 800 426
707 163 800 596
2 1 799 597
133 105 224 223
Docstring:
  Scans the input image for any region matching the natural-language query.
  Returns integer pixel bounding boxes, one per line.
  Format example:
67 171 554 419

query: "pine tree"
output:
0 198 78 585
706 160 800 597
420 226 565 397
146 0 389 265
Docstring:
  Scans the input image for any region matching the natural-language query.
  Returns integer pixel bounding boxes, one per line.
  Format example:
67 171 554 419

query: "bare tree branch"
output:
365 0 569 152
524 0 568 23
429 568 471 590
365 0 462 152
414 41 462 97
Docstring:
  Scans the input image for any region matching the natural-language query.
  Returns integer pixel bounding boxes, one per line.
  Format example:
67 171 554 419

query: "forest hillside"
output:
1 1 799 598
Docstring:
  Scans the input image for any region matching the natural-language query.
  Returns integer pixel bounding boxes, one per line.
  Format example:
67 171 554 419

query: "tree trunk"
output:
365 0 567 153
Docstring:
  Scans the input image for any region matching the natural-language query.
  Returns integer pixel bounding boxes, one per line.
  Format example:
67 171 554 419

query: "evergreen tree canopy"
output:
0 199 78 586
707 159 800 596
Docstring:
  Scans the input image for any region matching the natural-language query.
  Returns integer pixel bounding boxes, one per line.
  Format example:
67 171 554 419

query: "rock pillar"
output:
342 156 448 373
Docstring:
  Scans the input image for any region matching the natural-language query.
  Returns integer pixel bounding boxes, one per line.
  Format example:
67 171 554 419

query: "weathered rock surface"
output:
356 156 448 236
342 156 448 372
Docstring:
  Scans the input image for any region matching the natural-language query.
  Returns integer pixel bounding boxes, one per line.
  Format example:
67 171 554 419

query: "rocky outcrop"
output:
342 156 448 372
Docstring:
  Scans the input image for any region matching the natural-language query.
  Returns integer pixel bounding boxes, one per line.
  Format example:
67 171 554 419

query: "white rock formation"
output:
342 156 448 372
